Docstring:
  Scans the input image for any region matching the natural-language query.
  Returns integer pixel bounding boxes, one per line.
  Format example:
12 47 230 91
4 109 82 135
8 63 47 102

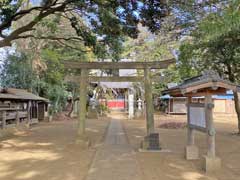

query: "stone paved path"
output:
85 117 142 180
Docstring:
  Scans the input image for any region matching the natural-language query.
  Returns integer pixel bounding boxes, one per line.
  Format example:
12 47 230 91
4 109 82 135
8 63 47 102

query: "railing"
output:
0 109 28 129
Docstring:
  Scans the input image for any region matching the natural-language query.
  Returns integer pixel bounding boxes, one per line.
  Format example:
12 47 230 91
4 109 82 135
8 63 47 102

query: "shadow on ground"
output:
0 118 110 180
123 114 240 180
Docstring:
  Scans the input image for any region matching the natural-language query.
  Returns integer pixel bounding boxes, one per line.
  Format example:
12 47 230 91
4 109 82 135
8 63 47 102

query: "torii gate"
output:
64 59 174 148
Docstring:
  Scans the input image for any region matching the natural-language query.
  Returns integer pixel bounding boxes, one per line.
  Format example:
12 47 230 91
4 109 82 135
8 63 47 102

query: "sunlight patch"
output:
182 172 205 180
16 171 40 179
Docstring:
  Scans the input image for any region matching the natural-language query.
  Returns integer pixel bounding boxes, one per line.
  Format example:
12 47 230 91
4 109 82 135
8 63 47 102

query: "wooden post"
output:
205 93 215 157
144 67 154 135
36 102 39 121
78 69 88 136
2 111 6 129
16 110 20 126
187 97 194 145
203 93 221 172
27 101 31 127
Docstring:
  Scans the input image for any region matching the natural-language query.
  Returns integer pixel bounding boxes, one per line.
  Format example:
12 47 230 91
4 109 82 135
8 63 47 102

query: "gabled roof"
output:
162 71 240 97
0 88 49 102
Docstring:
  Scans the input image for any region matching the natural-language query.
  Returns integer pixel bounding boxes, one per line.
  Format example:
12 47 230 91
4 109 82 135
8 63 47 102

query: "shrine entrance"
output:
64 59 174 149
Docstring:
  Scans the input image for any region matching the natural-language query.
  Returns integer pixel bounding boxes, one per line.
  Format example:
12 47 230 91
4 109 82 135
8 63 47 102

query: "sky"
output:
0 47 15 71
0 48 7 64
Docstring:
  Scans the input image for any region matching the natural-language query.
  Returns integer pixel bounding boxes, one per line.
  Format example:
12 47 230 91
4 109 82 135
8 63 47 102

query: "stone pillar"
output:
77 69 90 147
144 67 154 135
136 98 143 118
78 69 88 136
71 100 78 117
128 90 134 119
124 91 128 112
185 97 199 160
203 93 221 172
141 67 160 150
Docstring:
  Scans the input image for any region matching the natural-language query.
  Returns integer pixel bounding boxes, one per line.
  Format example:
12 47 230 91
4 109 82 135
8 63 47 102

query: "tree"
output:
0 10 100 113
0 0 171 48
0 52 37 89
0 0 226 49
179 0 240 133
0 48 70 112
122 16 181 97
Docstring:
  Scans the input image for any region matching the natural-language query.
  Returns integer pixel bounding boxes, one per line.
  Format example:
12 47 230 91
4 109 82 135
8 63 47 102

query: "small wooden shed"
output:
0 88 49 129
160 92 236 115
163 71 240 172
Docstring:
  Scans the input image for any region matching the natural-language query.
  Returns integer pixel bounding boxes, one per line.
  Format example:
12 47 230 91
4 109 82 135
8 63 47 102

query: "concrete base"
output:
185 145 199 160
141 133 161 150
76 135 91 149
203 155 221 173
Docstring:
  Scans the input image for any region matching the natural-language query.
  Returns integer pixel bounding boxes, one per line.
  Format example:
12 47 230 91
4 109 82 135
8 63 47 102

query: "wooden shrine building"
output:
0 88 49 129
163 71 240 172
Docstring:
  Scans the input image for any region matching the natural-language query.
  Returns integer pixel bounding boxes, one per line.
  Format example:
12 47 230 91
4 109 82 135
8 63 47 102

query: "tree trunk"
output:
233 91 240 134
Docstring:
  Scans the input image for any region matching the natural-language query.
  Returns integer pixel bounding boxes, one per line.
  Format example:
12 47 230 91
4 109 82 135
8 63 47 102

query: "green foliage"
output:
0 0 172 54
41 49 64 85
0 0 22 22
177 43 201 79
99 103 108 113
0 49 69 113
179 0 240 82
0 52 36 89
46 84 68 113
122 22 180 96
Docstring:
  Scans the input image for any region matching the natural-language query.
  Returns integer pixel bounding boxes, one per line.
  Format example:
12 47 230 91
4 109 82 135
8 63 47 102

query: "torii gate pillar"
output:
77 69 90 146
144 67 155 134
140 67 161 151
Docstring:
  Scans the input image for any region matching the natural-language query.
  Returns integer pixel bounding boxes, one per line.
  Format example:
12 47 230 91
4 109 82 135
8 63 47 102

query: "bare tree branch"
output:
17 35 84 42
0 1 73 47
56 40 90 52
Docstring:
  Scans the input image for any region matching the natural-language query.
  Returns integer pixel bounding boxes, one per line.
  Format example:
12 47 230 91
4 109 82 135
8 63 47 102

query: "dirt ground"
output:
0 116 110 180
0 113 239 180
123 113 240 180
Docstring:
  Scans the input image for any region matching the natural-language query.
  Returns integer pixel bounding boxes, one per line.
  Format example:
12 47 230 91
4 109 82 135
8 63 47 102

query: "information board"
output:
189 103 206 131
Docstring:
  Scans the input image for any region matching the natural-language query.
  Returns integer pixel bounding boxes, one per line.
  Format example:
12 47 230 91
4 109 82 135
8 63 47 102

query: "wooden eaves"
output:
162 72 240 97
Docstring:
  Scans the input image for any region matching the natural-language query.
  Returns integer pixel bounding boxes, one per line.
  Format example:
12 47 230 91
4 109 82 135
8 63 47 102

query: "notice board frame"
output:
188 103 207 132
